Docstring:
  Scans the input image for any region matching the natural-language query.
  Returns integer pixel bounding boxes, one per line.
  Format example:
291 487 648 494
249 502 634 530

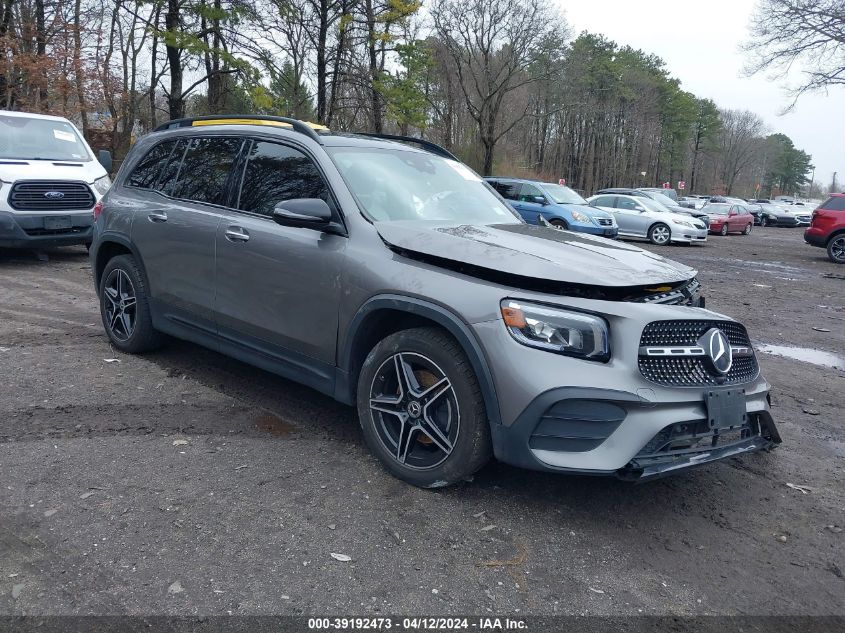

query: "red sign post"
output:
678 181 686 190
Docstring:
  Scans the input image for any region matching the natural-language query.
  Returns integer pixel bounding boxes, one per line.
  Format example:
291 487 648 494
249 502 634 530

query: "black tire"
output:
743 223 752 235
827 234 845 264
98 254 162 353
648 222 671 245
761 215 769 227
549 218 569 230
720 224 729 236
356 327 492 488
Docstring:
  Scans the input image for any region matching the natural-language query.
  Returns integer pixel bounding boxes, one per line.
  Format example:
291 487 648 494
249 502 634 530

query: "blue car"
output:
485 177 618 238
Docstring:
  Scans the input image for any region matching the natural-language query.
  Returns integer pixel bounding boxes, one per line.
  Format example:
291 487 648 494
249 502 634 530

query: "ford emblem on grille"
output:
700 328 733 374
44 191 65 199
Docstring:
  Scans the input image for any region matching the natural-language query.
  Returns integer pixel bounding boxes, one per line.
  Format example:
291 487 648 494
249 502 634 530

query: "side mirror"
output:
272 198 333 229
98 149 113 172
531 195 547 205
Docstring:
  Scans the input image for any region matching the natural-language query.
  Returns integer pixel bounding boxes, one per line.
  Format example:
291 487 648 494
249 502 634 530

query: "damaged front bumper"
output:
617 410 781 481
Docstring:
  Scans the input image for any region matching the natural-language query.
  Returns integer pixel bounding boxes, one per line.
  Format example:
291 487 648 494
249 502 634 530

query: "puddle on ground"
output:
755 343 845 370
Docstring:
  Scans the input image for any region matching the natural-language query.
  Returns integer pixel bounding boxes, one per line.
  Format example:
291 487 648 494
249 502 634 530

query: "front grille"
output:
596 218 613 226
8 180 95 211
638 320 759 386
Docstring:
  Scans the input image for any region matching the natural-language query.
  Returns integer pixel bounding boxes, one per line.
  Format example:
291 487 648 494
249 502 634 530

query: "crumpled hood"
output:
377 221 697 288
0 160 104 184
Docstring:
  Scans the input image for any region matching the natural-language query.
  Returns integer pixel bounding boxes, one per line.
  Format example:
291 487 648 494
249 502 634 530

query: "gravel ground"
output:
0 226 843 617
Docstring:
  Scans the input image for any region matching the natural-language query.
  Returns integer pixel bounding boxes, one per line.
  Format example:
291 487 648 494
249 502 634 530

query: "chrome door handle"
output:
224 226 250 242
147 211 168 223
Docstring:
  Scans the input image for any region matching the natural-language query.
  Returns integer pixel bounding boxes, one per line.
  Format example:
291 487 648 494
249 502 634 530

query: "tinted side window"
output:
238 141 330 217
171 137 243 205
518 183 545 202
821 196 845 211
158 140 188 196
126 140 178 189
592 196 616 207
490 180 520 200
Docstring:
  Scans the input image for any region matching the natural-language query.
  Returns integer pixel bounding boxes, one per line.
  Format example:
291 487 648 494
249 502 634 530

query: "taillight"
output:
93 200 104 220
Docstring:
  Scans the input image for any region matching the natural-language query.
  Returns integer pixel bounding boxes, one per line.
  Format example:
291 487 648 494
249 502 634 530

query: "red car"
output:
703 203 754 236
805 193 845 263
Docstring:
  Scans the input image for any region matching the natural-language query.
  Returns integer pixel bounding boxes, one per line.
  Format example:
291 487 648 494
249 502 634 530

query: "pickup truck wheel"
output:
99 254 162 353
357 327 492 488
648 223 671 245
827 235 845 264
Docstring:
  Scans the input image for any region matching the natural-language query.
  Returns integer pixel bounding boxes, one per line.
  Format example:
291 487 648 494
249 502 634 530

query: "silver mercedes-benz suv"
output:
90 115 781 488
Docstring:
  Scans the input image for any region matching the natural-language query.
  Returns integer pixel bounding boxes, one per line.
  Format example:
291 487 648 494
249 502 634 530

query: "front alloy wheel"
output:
369 352 459 470
720 224 729 236
356 327 492 488
828 235 845 264
649 223 671 245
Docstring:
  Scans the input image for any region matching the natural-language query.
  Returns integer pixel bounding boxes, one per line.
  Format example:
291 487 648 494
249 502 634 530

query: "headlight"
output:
92 175 112 195
571 210 591 223
500 300 610 362
673 219 693 228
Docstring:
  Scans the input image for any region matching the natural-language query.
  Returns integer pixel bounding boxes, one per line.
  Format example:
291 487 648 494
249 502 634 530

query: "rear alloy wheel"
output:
827 235 845 264
549 218 569 230
648 223 671 245
99 254 162 353
357 327 491 488
743 223 752 235
720 224 729 236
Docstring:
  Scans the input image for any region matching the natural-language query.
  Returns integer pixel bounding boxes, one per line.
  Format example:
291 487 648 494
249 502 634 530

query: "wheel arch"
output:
336 295 502 426
94 233 143 289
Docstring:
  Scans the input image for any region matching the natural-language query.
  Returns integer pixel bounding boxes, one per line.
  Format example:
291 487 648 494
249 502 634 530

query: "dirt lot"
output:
1 226 843 617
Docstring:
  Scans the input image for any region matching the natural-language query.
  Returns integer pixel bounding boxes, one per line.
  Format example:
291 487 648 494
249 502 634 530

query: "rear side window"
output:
490 180 520 200
237 141 331 217
820 196 845 211
126 140 178 189
170 137 243 205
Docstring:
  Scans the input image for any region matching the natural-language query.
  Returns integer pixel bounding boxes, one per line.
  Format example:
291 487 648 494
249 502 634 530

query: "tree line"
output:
1 0 836 197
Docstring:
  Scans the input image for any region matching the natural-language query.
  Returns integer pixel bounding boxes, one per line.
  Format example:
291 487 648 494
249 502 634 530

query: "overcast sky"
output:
558 0 844 192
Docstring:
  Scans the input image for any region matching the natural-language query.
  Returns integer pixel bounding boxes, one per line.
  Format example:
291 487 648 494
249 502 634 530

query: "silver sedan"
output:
587 194 708 245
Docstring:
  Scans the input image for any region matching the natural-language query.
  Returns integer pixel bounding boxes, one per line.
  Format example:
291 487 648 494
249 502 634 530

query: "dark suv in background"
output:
90 115 780 487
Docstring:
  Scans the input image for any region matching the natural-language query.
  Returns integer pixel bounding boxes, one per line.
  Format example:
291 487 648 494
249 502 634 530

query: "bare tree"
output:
744 0 845 103
431 0 566 175
716 109 767 195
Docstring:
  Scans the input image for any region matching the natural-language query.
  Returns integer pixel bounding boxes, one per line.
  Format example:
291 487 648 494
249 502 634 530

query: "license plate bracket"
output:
44 216 72 230
704 389 747 430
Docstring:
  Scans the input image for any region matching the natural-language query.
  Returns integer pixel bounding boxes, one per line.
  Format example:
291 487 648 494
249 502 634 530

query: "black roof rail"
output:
153 115 325 144
354 133 458 161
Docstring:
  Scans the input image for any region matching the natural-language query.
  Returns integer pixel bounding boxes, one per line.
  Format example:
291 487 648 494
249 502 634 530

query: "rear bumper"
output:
0 210 93 248
804 229 827 248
